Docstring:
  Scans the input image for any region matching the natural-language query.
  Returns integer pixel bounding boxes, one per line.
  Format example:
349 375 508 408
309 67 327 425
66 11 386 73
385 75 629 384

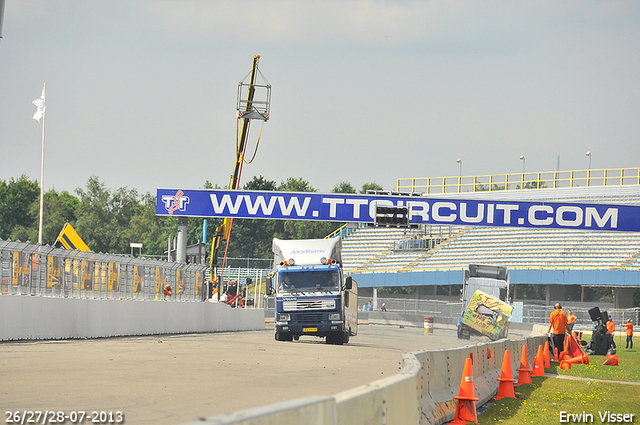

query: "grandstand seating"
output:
341 185 640 274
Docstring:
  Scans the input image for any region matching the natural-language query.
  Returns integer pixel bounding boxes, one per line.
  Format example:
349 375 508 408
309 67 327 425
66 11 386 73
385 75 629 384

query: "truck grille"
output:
283 299 335 311
292 313 325 324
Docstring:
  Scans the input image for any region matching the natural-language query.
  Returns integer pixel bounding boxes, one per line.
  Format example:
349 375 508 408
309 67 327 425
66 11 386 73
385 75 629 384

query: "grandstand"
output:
343 225 640 273
340 168 640 308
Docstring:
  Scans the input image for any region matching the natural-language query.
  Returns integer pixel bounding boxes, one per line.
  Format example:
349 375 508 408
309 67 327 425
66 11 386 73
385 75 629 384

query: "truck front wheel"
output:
326 332 345 345
275 332 293 342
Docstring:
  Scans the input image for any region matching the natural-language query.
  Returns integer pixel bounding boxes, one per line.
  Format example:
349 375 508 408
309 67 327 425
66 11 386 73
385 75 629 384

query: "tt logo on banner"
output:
162 190 190 215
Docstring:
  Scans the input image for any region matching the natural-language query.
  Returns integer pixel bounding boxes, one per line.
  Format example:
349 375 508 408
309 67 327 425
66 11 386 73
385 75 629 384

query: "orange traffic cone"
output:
560 354 585 369
603 355 618 366
516 345 533 386
487 348 492 359
543 341 551 368
558 350 570 363
450 357 479 425
582 353 589 365
560 360 572 370
495 350 516 400
552 347 559 362
532 345 545 377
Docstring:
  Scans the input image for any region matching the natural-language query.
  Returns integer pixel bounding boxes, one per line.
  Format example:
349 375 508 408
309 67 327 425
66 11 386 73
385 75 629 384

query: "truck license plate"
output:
303 327 317 332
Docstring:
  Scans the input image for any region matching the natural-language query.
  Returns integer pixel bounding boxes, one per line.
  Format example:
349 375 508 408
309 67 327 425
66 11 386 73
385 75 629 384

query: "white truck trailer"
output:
266 237 358 344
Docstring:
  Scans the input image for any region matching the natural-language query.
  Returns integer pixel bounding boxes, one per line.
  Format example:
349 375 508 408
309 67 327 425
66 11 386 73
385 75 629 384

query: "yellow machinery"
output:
54 223 91 252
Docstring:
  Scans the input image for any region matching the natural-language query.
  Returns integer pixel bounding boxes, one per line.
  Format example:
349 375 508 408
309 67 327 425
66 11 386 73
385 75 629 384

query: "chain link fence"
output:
0 239 206 301
358 296 640 329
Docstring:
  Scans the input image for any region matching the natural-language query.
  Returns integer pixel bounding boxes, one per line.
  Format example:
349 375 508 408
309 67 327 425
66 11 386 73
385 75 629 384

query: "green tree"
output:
333 181 357 194
360 182 383 194
38 189 80 245
278 177 317 192
246 175 278 192
516 181 549 190
126 192 175 257
0 175 40 241
74 176 145 254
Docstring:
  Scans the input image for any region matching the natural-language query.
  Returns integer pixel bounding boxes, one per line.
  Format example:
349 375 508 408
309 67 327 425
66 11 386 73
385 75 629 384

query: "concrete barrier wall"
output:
414 337 544 424
188 334 546 425
0 295 264 341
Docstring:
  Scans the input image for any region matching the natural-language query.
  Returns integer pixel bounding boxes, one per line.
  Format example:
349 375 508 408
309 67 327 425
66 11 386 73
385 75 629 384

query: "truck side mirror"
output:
344 276 352 290
266 276 273 295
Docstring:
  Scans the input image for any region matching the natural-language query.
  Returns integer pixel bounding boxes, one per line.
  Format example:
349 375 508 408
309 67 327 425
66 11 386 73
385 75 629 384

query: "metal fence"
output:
212 267 271 308
397 167 640 194
358 296 640 328
0 239 207 301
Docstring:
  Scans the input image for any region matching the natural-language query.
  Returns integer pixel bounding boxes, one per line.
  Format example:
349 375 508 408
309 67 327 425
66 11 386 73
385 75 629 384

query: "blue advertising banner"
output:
156 188 640 232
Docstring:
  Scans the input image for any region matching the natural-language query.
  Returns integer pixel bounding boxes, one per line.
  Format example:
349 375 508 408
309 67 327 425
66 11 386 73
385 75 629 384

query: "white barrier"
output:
0 295 264 341
186 334 546 425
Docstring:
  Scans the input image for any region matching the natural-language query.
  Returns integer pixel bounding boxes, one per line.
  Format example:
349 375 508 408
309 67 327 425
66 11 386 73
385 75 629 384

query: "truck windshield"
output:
278 270 340 292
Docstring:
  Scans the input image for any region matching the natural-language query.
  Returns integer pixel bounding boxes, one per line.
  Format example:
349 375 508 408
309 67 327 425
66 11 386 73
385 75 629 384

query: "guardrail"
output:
0 239 206 301
397 167 640 194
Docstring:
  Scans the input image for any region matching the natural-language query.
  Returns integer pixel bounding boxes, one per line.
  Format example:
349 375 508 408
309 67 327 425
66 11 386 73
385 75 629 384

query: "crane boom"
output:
209 56 270 298
231 55 260 191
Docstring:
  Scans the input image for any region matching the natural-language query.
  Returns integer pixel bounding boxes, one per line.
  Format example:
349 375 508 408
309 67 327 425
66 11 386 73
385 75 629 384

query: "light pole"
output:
456 158 463 192
519 155 525 189
586 151 591 187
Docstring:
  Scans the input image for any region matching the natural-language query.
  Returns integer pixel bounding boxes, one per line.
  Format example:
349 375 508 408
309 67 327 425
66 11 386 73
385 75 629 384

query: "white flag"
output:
32 84 46 122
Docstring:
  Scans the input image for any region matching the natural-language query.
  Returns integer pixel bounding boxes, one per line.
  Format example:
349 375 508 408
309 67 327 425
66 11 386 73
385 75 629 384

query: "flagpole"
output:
38 83 45 245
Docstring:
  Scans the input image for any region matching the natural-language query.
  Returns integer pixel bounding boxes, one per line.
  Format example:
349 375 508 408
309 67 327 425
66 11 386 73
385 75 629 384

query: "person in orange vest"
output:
163 283 172 300
622 319 634 349
606 315 615 334
547 303 568 356
567 310 577 333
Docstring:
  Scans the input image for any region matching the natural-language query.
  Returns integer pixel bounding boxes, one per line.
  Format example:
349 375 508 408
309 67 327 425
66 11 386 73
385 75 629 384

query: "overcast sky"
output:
1 1 639 196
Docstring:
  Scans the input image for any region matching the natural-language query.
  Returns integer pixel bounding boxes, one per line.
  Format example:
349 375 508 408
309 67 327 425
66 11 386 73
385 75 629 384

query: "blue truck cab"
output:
266 237 358 345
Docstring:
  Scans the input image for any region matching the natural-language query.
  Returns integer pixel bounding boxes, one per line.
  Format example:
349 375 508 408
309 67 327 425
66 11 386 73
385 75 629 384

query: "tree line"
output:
3 175 634 303
0 175 383 265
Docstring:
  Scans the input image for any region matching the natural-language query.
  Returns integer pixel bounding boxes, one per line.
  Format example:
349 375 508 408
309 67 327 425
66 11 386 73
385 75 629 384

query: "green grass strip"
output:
478 348 640 424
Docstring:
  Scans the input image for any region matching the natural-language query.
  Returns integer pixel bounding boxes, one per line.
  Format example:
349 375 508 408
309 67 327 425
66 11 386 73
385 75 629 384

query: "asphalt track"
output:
1 324 490 425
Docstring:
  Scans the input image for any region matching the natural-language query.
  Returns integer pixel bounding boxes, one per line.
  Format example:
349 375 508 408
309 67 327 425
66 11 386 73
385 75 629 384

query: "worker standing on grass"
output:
607 315 615 334
622 319 634 349
547 303 568 355
567 310 577 333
